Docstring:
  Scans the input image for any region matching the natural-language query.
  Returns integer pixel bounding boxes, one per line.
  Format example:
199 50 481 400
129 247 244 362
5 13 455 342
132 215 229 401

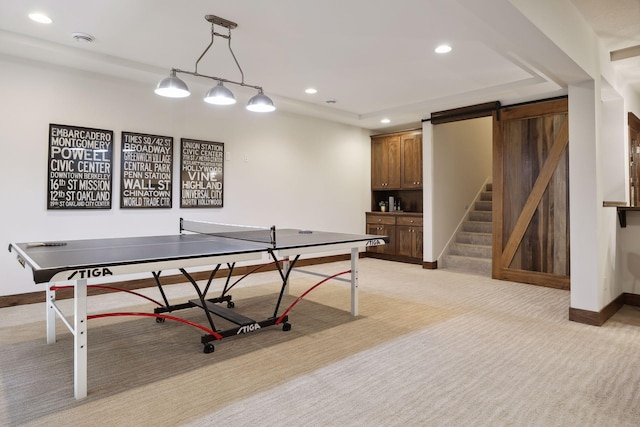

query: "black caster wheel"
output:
203 343 215 354
155 317 165 323
282 322 291 331
227 301 235 308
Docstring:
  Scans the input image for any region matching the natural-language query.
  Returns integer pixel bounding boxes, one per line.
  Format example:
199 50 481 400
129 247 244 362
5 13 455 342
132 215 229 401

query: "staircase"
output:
440 183 492 276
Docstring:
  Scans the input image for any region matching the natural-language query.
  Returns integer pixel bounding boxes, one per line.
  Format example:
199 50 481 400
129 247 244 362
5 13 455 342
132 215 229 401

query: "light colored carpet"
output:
2 259 640 426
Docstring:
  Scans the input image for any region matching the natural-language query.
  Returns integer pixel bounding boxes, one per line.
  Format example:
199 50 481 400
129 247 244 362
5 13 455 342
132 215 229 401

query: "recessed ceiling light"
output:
435 44 452 54
381 118 391 124
28 13 53 24
305 88 318 94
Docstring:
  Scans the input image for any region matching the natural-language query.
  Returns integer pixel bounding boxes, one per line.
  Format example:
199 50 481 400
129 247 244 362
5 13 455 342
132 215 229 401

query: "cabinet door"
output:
387 136 401 189
414 226 423 258
367 223 396 254
397 225 423 258
371 137 388 190
401 132 422 188
396 226 413 257
371 136 401 190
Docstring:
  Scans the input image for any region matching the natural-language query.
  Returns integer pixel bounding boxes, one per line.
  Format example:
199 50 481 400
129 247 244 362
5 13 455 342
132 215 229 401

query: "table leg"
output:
46 283 56 344
350 247 359 316
283 256 290 296
74 279 88 399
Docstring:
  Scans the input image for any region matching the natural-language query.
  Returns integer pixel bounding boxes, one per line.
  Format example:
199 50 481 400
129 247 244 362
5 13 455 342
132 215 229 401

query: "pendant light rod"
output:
193 29 214 75
193 15 245 85
225 28 245 85
170 67 261 92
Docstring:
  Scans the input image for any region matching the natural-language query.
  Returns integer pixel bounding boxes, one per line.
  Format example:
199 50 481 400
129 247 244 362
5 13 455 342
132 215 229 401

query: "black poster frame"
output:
180 138 224 208
120 131 174 209
47 123 113 210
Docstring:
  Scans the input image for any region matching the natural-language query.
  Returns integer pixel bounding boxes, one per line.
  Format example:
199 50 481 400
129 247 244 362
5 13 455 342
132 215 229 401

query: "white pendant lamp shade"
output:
155 71 190 98
246 90 276 112
204 81 236 105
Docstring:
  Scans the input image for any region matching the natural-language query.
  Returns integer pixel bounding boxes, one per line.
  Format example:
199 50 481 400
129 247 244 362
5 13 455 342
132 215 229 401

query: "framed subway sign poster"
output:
120 132 173 208
47 124 113 209
180 138 224 208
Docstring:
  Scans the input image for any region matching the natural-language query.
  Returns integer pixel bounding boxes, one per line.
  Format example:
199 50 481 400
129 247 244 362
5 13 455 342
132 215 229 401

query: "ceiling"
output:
0 0 638 131
570 0 640 93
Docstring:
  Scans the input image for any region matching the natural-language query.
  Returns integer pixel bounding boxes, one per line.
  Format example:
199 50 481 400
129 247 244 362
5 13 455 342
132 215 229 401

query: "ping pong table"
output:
8 218 386 399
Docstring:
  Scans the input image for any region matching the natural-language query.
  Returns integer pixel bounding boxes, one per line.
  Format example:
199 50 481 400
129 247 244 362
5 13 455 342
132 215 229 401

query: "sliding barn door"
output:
492 99 570 289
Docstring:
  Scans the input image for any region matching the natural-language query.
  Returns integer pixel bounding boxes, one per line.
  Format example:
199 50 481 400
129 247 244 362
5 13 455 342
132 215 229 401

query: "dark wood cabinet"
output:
366 212 422 263
371 130 422 190
396 216 423 258
371 135 401 190
368 129 423 264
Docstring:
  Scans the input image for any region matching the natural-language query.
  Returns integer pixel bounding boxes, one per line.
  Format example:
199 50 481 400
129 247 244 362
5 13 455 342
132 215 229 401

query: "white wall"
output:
428 117 492 260
0 55 371 297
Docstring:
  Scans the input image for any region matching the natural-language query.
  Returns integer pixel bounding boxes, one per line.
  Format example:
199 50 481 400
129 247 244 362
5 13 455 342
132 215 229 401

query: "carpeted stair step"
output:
475 200 492 211
456 231 492 246
463 221 492 233
469 210 492 222
480 191 492 201
449 242 492 259
439 254 492 276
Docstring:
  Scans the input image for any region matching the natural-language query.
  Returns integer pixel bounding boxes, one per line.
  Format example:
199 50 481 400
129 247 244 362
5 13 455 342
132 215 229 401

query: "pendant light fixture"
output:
155 15 275 113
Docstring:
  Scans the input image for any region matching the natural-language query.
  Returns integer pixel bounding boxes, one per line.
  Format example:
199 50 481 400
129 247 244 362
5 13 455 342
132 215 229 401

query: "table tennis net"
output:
180 219 276 247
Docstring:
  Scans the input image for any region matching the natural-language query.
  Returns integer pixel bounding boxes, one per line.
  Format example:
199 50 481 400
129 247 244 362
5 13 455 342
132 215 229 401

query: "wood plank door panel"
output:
493 99 570 289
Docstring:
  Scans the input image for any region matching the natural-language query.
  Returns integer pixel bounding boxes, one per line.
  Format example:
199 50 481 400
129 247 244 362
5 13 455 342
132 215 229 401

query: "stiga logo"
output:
366 239 383 247
237 323 261 334
68 268 114 280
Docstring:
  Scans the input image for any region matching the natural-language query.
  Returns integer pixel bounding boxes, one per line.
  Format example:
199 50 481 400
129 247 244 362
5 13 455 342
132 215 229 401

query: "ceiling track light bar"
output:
170 68 261 92
155 14 275 112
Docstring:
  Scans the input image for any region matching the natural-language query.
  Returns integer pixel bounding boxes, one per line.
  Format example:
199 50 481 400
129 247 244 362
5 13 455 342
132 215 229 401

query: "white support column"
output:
422 121 434 263
568 81 602 312
350 247 359 316
46 283 56 344
74 279 88 399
